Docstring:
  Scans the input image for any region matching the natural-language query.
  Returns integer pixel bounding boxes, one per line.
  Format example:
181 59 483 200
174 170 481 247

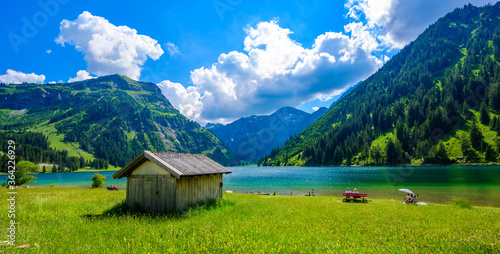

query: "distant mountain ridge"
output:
207 106 327 161
0 74 241 166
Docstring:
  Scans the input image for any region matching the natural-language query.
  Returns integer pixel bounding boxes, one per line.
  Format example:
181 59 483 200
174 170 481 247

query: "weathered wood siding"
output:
175 174 223 211
125 160 225 212
126 161 177 212
130 161 169 176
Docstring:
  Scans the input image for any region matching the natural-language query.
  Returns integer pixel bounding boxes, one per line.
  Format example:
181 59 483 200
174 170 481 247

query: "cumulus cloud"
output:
68 70 96 83
165 42 180 56
55 11 164 80
160 19 384 124
157 80 203 120
162 2 498 124
0 69 45 84
346 0 496 49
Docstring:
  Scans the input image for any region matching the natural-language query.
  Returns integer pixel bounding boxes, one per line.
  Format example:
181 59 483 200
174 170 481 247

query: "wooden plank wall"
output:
126 161 178 213
175 174 223 211
126 161 226 212
159 176 176 212
127 175 177 212
130 161 169 176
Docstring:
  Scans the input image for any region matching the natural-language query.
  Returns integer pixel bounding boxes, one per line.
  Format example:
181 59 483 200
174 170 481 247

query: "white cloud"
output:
46 49 52 54
161 2 499 124
159 19 383 124
68 70 96 83
346 0 496 49
157 80 202 120
312 107 320 111
48 81 57 84
165 42 180 56
0 69 45 84
56 11 164 80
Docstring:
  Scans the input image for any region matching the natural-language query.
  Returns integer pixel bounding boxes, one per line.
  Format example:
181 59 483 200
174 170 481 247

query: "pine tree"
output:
425 142 451 164
385 140 399 165
497 117 500 135
485 145 498 162
370 145 382 165
460 133 473 160
469 118 483 148
42 165 46 173
489 83 500 110
479 103 490 125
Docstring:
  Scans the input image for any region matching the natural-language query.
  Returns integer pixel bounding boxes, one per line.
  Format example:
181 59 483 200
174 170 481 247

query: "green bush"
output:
6 161 38 186
91 173 106 188
452 198 472 209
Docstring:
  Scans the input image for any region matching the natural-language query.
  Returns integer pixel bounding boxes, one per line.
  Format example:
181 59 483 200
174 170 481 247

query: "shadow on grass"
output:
342 199 369 204
82 198 236 220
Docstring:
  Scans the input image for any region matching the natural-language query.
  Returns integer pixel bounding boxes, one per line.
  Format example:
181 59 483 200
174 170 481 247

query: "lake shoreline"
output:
0 162 497 176
14 185 500 208
346 162 500 167
19 165 500 207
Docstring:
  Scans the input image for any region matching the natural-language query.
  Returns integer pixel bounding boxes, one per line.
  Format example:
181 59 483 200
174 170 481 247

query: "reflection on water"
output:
31 165 500 207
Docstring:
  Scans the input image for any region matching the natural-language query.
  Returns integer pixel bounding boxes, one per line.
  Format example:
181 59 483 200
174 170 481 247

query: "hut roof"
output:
112 151 232 179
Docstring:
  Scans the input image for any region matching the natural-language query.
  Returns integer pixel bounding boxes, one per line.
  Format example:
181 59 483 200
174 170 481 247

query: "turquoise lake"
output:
27 165 500 207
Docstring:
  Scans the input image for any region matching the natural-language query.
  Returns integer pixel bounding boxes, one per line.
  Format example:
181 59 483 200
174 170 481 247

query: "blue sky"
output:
0 0 496 124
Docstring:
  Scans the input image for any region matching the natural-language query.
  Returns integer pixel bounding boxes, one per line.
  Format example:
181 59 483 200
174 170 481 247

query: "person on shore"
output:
345 188 352 201
408 194 414 204
353 188 359 194
404 193 410 203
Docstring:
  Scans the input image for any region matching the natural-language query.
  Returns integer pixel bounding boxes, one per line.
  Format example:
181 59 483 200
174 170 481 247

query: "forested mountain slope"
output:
260 3 500 166
0 75 241 169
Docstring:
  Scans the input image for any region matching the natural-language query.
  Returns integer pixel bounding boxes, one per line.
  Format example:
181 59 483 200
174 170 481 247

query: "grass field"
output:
0 188 498 253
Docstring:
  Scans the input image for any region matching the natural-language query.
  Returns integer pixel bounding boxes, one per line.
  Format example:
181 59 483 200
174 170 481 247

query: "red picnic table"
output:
342 193 368 202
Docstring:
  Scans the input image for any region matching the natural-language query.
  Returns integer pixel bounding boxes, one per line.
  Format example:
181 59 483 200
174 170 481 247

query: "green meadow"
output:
0 188 499 253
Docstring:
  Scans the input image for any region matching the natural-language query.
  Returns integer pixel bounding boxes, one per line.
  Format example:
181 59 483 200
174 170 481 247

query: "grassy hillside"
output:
28 122 95 161
1 188 498 253
261 3 500 166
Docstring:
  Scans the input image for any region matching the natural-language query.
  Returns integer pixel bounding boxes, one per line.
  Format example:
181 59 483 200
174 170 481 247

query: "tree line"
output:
0 131 109 172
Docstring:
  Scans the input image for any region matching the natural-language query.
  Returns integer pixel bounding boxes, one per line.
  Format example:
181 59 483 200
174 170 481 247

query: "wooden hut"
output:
112 151 232 212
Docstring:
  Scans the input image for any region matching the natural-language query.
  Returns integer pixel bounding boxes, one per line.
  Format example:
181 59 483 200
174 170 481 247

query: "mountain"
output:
260 3 500 166
295 107 329 134
0 74 242 167
207 106 327 162
329 82 361 109
205 123 224 130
